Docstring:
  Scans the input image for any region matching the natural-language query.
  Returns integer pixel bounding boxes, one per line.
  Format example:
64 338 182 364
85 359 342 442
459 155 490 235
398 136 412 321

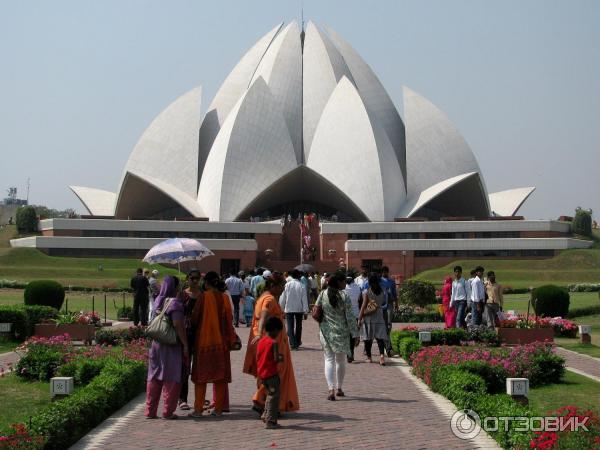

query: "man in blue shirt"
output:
380 266 397 357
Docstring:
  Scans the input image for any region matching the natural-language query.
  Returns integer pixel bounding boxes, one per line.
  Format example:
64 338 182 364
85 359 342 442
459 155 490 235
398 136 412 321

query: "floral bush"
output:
0 423 44 450
411 342 564 387
75 311 100 326
530 406 600 449
47 311 101 326
499 313 578 338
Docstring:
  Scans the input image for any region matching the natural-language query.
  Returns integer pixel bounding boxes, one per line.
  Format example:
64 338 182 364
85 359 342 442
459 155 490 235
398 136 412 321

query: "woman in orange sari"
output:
243 273 299 415
189 271 237 417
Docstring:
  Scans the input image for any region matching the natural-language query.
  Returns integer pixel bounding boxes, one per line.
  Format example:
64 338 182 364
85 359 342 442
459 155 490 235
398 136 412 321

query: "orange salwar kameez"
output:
243 292 300 412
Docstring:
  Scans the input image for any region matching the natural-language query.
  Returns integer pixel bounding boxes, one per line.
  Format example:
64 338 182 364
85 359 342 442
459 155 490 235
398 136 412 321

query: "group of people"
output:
441 265 504 329
143 264 399 428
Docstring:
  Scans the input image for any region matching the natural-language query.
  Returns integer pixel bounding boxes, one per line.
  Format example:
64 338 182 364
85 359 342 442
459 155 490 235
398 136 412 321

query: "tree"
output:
398 280 437 307
16 206 38 234
572 207 592 237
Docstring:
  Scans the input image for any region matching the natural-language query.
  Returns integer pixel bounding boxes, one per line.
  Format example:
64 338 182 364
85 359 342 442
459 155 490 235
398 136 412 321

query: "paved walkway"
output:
71 319 497 450
555 347 600 381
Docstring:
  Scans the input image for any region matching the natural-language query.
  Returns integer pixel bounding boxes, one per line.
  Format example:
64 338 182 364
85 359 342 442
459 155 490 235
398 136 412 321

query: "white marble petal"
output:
404 86 488 208
69 186 116 216
250 22 303 164
325 26 406 184
489 187 536 216
308 77 405 221
198 23 283 178
121 86 202 199
198 77 298 221
302 21 354 161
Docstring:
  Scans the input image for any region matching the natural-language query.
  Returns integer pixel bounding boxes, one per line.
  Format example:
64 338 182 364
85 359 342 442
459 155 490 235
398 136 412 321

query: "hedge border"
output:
29 359 146 450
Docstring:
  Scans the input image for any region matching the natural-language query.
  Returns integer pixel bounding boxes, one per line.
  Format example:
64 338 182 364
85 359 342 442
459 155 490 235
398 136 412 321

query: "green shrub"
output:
456 360 508 394
95 326 147 346
528 352 565 386
429 365 486 409
57 357 108 385
532 285 570 318
399 337 422 362
16 205 37 233
392 310 443 323
0 306 28 341
29 360 146 450
567 304 600 318
0 305 58 342
466 327 501 346
24 280 65 310
472 394 534 449
15 345 62 381
398 280 436 308
572 207 592 237
430 328 468 345
116 305 134 320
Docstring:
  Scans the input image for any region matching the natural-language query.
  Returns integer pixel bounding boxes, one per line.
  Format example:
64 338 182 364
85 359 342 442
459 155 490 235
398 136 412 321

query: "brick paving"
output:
72 319 492 450
555 347 600 380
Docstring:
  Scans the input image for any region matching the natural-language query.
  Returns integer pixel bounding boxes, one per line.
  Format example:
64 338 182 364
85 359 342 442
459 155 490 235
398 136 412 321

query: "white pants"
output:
324 349 346 390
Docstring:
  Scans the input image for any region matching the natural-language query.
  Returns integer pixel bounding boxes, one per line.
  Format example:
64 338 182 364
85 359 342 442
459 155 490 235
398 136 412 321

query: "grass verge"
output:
528 370 600 415
0 373 52 433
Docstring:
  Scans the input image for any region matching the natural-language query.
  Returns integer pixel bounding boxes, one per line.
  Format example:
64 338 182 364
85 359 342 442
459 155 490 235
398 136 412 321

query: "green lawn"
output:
555 338 600 358
502 292 600 315
528 370 600 415
0 289 136 320
0 373 52 433
413 247 600 289
0 247 179 289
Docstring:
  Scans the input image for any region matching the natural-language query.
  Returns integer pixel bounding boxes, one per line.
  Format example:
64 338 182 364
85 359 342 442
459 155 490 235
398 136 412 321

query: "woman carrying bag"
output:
358 273 388 366
145 276 189 419
314 272 359 401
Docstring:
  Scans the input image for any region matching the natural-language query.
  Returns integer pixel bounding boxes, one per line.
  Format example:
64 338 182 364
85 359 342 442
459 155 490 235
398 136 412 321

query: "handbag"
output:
363 297 378 316
146 298 178 345
311 292 324 323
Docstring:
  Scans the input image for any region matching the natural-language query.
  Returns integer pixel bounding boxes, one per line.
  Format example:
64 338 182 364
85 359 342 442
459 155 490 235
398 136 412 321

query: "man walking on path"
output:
354 265 369 291
279 269 309 350
225 270 245 327
450 266 469 328
130 268 150 326
380 266 397 357
470 266 485 327
484 271 503 329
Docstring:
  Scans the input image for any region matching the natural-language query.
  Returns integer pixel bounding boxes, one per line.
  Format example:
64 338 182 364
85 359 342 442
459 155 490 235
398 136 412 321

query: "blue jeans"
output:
454 301 467 328
286 313 304 349
471 302 483 326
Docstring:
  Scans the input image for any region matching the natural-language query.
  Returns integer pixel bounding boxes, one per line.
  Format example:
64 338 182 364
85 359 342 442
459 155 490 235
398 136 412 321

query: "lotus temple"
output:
11 21 591 275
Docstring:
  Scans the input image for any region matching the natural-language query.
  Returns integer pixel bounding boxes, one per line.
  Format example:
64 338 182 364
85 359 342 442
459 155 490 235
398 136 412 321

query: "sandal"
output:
336 389 345 397
179 402 191 410
327 392 336 401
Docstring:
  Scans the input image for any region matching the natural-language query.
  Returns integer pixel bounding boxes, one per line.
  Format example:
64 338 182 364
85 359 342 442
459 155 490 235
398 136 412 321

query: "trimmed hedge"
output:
95 326 147 346
29 359 146 450
398 280 437 308
392 310 443 323
532 285 570 318
567 304 600 318
427 365 534 449
567 283 600 292
24 280 65 310
0 305 58 341
398 337 421 361
390 327 500 354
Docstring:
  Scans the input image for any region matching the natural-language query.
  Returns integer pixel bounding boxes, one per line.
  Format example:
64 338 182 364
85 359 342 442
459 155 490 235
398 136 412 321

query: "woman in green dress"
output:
315 272 359 401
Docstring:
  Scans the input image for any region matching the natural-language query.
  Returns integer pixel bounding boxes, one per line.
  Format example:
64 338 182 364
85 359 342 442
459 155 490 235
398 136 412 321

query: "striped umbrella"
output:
142 238 214 271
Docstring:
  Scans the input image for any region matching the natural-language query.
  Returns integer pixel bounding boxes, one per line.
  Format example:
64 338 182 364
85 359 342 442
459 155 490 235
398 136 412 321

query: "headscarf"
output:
153 275 179 311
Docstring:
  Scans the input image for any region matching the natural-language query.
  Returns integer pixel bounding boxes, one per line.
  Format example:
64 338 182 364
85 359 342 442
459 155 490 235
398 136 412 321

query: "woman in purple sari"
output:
145 276 189 419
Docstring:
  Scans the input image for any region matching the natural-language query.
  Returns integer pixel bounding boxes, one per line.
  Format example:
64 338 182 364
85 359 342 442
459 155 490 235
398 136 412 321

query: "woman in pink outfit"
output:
442 276 456 329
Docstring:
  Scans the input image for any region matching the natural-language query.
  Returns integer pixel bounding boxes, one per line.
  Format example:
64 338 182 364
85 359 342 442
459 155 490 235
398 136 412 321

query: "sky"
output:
0 0 599 221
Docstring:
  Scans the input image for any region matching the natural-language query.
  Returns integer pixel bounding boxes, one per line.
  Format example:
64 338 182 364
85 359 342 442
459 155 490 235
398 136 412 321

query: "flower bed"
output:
530 406 600 449
3 329 149 449
498 313 578 340
390 327 500 354
34 324 95 344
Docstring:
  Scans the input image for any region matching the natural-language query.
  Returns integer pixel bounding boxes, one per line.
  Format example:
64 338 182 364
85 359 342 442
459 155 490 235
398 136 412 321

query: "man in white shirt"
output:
450 266 469 328
225 270 245 327
470 266 485 327
279 269 309 350
354 265 369 291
